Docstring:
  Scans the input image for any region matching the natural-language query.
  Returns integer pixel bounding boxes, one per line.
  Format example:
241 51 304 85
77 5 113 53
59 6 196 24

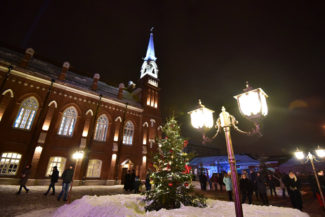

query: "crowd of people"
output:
123 170 151 193
198 169 325 211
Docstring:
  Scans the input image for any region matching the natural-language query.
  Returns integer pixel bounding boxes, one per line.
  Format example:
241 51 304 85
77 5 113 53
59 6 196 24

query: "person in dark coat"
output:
16 165 31 194
240 174 253 204
134 176 141 193
44 166 59 195
267 174 277 197
211 174 218 191
249 169 259 200
256 172 269 205
145 173 151 191
124 170 131 191
130 169 136 191
218 172 224 191
57 165 74 201
287 171 303 210
199 173 207 191
308 174 317 198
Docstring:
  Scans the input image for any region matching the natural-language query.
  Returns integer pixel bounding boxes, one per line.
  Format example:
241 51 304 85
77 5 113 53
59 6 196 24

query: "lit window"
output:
123 121 134 145
46 156 66 176
0 152 21 175
13 97 38 130
86 159 102 178
94 114 108 142
58 107 77 136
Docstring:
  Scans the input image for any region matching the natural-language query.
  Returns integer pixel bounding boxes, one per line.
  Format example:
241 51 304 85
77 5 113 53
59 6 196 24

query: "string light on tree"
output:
144 117 206 211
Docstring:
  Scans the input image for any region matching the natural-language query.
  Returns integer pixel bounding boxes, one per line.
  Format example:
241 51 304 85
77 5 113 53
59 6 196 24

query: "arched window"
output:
123 121 134 145
58 106 77 136
46 156 67 176
13 97 38 130
86 159 102 178
0 152 21 175
94 114 108 141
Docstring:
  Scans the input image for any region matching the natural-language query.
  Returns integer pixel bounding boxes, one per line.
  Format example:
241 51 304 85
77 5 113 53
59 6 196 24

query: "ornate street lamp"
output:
294 147 325 210
188 82 268 217
234 82 268 121
189 99 214 131
67 150 84 204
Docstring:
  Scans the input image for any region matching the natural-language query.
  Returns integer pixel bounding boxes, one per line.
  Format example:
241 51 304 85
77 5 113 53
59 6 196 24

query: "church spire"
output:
143 28 157 61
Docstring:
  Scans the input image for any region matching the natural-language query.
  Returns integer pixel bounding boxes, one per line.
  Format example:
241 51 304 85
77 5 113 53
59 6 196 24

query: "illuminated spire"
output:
144 27 157 61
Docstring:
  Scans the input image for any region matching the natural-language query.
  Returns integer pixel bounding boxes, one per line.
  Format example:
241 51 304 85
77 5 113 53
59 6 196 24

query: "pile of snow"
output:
19 194 309 217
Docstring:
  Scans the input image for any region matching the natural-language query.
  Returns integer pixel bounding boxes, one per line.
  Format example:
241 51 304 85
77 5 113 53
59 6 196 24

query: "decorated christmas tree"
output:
144 117 206 211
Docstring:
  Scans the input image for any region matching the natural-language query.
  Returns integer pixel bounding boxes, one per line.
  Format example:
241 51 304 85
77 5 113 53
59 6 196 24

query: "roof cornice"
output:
0 65 143 113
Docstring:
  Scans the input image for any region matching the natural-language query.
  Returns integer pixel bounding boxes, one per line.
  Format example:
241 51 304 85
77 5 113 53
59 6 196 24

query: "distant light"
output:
316 147 325 158
112 154 117 161
295 150 305 160
143 156 147 163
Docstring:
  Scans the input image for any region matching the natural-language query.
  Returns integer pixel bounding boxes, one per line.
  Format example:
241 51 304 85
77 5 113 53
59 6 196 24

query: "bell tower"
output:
139 29 160 110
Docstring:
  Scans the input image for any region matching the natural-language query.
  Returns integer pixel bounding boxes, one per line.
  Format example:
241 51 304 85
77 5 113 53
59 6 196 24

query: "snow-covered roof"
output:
0 47 141 108
190 154 260 166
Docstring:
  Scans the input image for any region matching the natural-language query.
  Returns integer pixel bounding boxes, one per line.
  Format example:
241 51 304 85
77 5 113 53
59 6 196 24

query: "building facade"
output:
0 32 161 185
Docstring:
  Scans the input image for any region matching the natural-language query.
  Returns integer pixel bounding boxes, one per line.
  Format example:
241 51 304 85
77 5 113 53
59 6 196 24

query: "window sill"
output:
57 135 74 138
93 140 107 143
122 143 133 146
12 127 32 132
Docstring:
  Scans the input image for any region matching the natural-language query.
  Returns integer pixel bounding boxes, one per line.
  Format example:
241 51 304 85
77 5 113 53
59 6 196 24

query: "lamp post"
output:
188 82 268 217
67 150 84 204
294 147 325 210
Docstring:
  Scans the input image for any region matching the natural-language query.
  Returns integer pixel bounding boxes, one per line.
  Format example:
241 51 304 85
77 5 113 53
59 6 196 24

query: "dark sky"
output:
1 0 324 155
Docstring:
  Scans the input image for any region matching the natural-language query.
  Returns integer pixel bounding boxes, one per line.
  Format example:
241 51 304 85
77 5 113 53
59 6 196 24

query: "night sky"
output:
1 1 324 155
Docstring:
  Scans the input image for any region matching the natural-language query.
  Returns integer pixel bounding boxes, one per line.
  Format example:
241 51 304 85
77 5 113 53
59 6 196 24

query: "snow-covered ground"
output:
18 194 309 217
0 184 124 217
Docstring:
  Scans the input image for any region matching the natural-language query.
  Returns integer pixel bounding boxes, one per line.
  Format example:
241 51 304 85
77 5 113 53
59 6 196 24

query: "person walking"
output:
256 172 269 205
16 165 31 195
57 165 74 202
267 174 277 197
44 166 59 195
223 172 233 201
287 171 303 211
240 173 253 204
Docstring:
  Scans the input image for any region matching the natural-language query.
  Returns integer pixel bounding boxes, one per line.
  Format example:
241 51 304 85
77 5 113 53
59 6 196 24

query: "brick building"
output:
0 32 161 185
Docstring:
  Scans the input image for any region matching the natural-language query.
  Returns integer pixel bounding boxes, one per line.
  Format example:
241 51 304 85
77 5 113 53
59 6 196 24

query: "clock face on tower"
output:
140 61 158 79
